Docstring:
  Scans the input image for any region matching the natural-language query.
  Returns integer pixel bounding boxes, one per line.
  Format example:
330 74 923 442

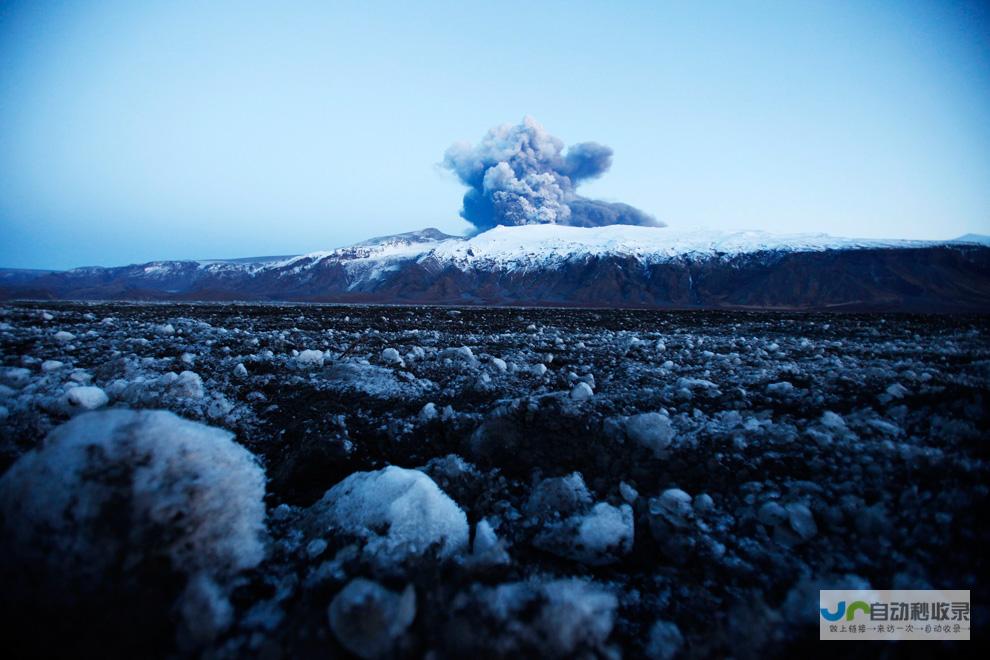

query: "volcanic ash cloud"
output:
443 116 661 232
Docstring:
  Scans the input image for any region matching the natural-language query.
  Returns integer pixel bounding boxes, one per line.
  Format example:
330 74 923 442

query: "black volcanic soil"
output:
0 302 986 658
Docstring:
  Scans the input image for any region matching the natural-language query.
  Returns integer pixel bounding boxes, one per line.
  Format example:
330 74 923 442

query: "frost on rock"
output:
328 578 416 659
448 578 618 658
441 345 476 363
647 487 716 564
568 502 634 564
766 381 795 395
882 382 908 402
296 349 325 367
625 412 675 456
322 361 434 400
569 381 594 401
0 409 266 651
820 411 846 430
529 473 634 565
173 370 205 398
1 366 32 388
774 503 818 546
418 402 438 422
65 385 109 411
525 472 592 519
53 330 75 343
381 347 405 366
307 465 469 567
470 518 511 566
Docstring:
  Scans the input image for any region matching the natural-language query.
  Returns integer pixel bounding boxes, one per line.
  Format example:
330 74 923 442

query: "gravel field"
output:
0 302 986 658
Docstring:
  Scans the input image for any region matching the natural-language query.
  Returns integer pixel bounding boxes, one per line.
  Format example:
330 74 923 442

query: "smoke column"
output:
443 117 661 232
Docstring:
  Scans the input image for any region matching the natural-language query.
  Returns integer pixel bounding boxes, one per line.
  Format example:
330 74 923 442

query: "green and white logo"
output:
819 590 970 640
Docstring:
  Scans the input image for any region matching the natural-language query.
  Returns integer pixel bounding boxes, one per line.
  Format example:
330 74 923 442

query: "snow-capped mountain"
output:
2 225 989 311
423 224 938 266
951 233 990 246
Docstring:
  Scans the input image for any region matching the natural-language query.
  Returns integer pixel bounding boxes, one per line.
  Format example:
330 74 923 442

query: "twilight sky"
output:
1 0 988 269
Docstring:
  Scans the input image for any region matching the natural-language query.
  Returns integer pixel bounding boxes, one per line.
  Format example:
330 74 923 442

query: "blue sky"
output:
1 0 988 269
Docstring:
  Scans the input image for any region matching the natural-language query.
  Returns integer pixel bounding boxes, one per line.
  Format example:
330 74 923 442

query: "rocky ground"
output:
0 302 986 658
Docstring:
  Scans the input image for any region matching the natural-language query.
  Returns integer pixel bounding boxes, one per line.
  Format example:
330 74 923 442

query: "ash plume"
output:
443 117 662 232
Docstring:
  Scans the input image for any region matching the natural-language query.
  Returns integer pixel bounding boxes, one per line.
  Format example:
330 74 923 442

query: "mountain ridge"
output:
2 225 989 311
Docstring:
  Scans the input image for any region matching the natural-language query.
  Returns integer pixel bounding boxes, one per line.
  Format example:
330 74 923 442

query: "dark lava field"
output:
0 302 987 658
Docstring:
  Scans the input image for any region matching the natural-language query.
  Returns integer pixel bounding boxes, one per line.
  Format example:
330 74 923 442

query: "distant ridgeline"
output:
2 227 989 312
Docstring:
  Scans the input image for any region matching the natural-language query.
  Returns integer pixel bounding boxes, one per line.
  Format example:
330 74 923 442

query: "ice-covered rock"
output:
537 580 618 655
820 410 846 430
65 386 109 411
693 493 714 514
233 363 248 378
879 382 909 404
473 520 498 553
307 466 468 566
441 346 476 363
885 382 908 399
566 502 634 565
677 377 719 391
786 503 818 541
770 502 818 546
328 578 416 659
381 347 404 366
767 381 795 394
533 502 633 565
471 519 510 566
525 472 593 519
530 473 633 565
0 409 266 646
655 488 693 526
448 579 617 658
647 488 702 563
0 366 32 388
570 381 594 401
296 349 325 367
172 370 205 398
69 369 92 384
418 402 438 422
619 481 639 504
53 330 75 343
758 501 788 527
205 395 235 420
625 412 675 456
41 359 64 372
